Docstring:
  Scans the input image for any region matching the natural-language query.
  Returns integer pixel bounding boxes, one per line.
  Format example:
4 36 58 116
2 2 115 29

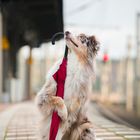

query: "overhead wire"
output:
66 0 103 17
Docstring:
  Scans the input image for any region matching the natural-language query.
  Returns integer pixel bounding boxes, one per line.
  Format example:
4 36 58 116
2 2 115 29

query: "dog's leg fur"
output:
36 77 67 120
36 77 68 140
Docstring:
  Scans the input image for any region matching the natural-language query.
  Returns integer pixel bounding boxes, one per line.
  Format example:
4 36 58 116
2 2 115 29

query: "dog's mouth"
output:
65 32 78 48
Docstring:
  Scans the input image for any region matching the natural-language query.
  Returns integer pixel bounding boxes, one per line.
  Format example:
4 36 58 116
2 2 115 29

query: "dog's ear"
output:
89 36 98 47
88 36 99 53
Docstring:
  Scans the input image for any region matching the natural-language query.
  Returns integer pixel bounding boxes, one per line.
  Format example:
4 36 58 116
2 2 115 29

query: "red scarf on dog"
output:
49 58 67 140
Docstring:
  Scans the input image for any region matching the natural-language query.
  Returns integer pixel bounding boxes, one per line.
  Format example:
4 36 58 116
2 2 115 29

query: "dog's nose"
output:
65 31 70 36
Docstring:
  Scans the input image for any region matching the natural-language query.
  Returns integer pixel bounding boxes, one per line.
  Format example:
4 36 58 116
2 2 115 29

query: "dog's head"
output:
65 31 99 65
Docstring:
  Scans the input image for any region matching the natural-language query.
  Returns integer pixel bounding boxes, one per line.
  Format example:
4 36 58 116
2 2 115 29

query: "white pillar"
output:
0 12 3 100
126 36 133 111
136 13 140 116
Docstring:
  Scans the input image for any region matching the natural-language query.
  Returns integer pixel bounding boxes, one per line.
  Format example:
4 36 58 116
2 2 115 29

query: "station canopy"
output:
0 0 63 77
0 0 63 48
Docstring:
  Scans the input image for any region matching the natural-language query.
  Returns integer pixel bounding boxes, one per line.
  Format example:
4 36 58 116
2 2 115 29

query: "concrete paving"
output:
0 104 21 140
0 102 140 140
88 103 140 140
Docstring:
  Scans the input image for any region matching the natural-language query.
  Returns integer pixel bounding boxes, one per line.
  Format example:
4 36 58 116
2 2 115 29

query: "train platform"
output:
0 102 140 140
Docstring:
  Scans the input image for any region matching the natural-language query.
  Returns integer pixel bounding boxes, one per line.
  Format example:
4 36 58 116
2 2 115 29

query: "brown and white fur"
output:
36 31 99 140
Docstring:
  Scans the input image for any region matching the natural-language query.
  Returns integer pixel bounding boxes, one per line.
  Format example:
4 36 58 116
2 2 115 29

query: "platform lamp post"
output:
135 13 140 116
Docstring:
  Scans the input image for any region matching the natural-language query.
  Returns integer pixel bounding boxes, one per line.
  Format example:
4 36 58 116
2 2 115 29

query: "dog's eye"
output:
80 37 88 44
82 39 90 47
81 39 86 44
87 41 90 46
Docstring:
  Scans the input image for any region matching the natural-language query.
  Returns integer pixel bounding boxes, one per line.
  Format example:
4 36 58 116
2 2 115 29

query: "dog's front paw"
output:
55 97 68 121
59 103 68 121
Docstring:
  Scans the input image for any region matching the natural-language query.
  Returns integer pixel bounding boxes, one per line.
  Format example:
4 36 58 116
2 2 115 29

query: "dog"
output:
36 31 99 140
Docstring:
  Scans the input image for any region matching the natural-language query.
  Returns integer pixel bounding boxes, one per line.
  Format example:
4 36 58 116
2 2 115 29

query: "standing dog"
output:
36 31 99 140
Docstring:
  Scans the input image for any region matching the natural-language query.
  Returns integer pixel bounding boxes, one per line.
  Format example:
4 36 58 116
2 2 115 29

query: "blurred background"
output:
0 0 140 129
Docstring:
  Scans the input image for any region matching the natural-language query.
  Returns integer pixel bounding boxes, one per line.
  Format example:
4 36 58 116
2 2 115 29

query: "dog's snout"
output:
65 31 70 36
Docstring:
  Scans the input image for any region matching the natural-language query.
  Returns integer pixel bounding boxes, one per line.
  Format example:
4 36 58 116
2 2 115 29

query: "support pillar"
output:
135 13 140 116
125 36 133 111
0 11 2 101
24 47 32 100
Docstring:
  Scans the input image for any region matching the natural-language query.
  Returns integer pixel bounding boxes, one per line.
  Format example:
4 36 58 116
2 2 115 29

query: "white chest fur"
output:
64 53 91 111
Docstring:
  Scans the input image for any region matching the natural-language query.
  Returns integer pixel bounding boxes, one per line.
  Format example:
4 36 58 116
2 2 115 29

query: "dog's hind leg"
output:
65 116 96 140
80 126 96 140
78 117 96 140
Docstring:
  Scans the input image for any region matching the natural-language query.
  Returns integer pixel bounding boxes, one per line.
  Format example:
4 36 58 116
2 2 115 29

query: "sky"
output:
63 0 140 59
